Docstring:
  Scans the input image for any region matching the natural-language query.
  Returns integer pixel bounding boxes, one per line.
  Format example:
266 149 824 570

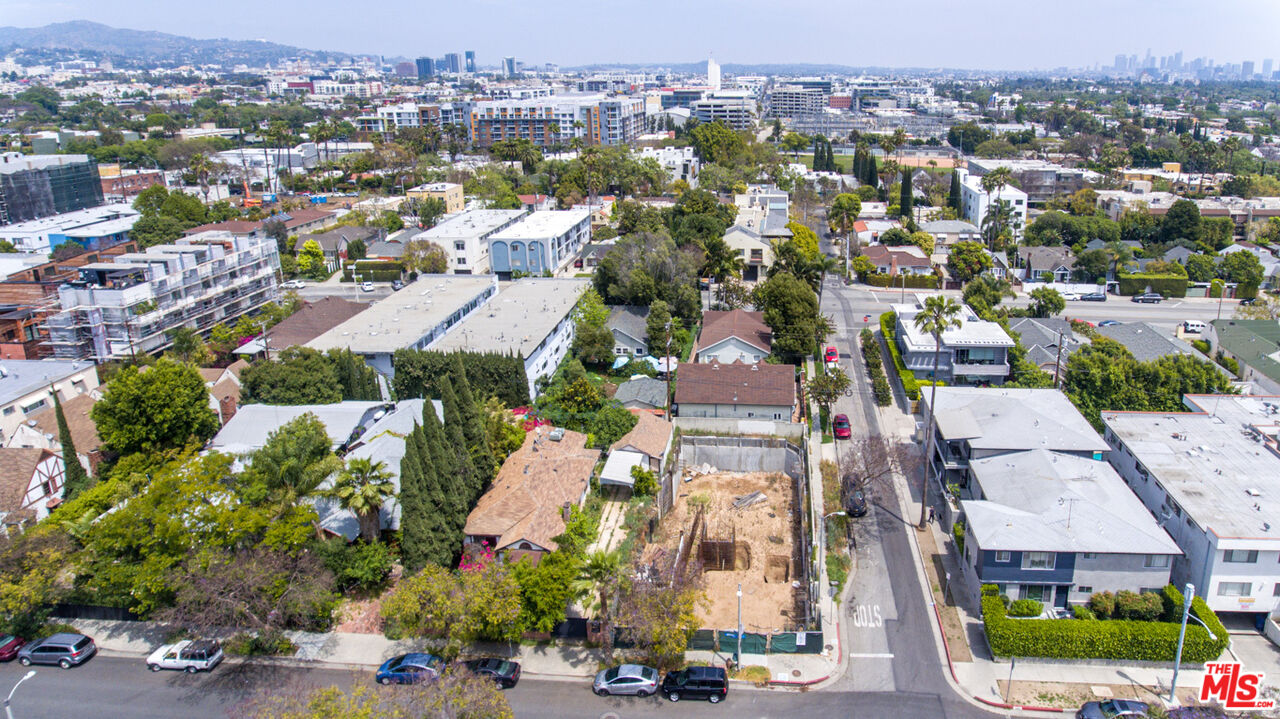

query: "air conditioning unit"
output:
548 427 565 442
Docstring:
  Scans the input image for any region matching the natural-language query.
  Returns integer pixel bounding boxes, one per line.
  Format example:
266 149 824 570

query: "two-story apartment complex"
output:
488 210 590 280
0 359 100 445
893 298 1014 385
1102 395 1280 616
414 209 527 275
46 231 281 361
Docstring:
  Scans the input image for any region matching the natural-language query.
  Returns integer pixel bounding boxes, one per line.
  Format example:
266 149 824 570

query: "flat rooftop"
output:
1102 395 1280 541
0 359 96 405
415 209 527 241
489 210 590 241
894 299 1015 351
0 153 93 175
432 277 589 359
928 387 1109 454
305 274 498 354
0 203 137 235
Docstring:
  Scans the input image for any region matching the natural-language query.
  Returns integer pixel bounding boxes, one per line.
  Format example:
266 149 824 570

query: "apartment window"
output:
994 551 1011 563
1274 583 1280 597
1223 549 1259 564
454 241 466 251
20 399 46 415
2 407 13 416
1143 554 1170 568
1022 552 1055 570
1019 585 1050 602
1076 586 1093 594
1080 553 1097 560
1217 582 1252 597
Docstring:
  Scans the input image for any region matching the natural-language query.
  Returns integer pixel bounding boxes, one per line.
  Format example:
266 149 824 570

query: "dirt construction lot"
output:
645 471 799 633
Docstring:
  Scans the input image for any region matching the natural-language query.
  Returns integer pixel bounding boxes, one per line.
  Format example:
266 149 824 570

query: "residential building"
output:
1209 319 1280 394
305 275 498 376
1102 395 1280 616
0 359 99 445
966 158 1096 206
487 210 591 279
892 298 1015 385
920 220 981 250
606 305 649 356
97 166 164 201
689 91 756 130
293 226 380 273
674 360 796 420
0 152 104 226
1095 322 1198 363
0 448 65 528
920 387 1110 494
210 400 390 455
695 309 772 364
959 448 1180 608
470 95 645 148
614 377 668 412
957 169 1028 242
431 277 590 397
1020 246 1075 283
861 244 933 276
0 203 138 254
516 194 556 212
1007 317 1081 378
184 208 334 238
413 209 527 275
405 182 464 214
463 426 599 562
8 392 102 477
636 146 699 186
601 410 673 491
721 223 773 282
234 297 367 359
47 231 281 361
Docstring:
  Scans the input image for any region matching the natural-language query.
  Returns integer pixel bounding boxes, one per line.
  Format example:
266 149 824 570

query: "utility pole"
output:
1053 330 1064 389
665 320 674 422
736 583 743 667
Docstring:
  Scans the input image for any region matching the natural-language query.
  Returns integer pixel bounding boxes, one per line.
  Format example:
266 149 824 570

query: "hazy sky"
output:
3 0 1280 70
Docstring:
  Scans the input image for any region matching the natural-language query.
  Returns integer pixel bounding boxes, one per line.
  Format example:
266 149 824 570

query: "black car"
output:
461 657 521 688
1131 292 1164 303
661 666 728 703
1081 292 1107 302
845 487 868 517
1075 698 1150 718
391 279 404 291
1240 297 1258 306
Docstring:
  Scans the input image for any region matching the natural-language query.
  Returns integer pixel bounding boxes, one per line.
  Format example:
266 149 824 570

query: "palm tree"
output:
575 550 621 646
980 167 1015 238
1103 240 1134 280
913 295 962 529
546 122 561 154
328 458 395 543
701 237 744 305
187 152 215 205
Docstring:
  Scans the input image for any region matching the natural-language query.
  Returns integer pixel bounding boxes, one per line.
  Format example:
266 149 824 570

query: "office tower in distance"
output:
444 53 461 74
707 56 721 91
415 57 435 79
465 51 476 73
1242 60 1256 78
1264 59 1274 78
503 56 517 77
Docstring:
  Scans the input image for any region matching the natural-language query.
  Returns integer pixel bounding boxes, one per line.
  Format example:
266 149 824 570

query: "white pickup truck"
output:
146 639 224 673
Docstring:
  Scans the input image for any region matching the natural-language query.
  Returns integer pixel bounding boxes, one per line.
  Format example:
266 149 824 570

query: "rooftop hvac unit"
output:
548 427 565 442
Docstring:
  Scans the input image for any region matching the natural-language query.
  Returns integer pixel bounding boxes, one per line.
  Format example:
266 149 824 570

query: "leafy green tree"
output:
243 413 344 519
570 288 614 365
1028 287 1066 318
754 271 820 358
0 240 16 253
241 347 343 404
913 295 962 528
1184 253 1217 282
1161 199 1202 243
646 300 674 354
511 551 578 633
54 393 92 498
588 405 639 449
688 121 745 165
402 239 449 274
1219 250 1264 287
807 367 851 420
785 221 822 260
615 561 705 669
91 359 219 456
946 241 992 283
962 275 1013 315
449 355 497 484
880 227 910 246
416 197 447 229
296 239 329 280
0 532 71 638
827 193 862 239
328 458 395 543
593 232 701 321
1073 249 1110 282
165 326 212 365
345 237 367 262
381 562 522 655
908 231 935 256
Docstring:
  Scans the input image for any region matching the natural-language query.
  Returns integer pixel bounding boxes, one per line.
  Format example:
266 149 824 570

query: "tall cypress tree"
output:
450 355 496 486
866 155 879 189
439 379 479 503
423 395 467 544
900 168 914 219
398 424 430 573
415 422 455 567
853 148 865 183
948 170 962 213
54 393 91 499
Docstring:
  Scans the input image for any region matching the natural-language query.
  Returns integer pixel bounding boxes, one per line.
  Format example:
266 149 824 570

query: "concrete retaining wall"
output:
673 417 805 439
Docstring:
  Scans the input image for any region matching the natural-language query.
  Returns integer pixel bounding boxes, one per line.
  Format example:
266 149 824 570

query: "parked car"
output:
662 665 729 703
845 487 868 517
824 346 839 363
1061 292 1080 301
460 657 521 688
391 279 404 291
593 664 659 697
1081 292 1107 302
18 633 96 669
1240 297 1258 306
0 635 25 661
1098 320 1121 327
1075 698 1150 718
146 639 223 673
1131 292 1164 304
376 653 444 685
360 281 375 292
281 279 305 289
833 414 852 439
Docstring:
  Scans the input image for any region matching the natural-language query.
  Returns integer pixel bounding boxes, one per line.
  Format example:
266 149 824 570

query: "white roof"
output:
489 210 590 241
0 359 96 406
895 299 1015 352
962 449 1180 555
600 450 646 487
431 278 589 358
209 401 385 454
414 209 527 242
926 387 1108 454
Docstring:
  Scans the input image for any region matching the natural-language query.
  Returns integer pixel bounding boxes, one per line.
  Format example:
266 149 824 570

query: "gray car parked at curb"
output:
18 633 96 669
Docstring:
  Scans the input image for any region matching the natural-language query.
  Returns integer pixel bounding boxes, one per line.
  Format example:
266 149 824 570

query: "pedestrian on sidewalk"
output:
928 507 935 524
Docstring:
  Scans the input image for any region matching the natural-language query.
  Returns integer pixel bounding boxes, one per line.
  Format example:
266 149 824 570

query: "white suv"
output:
147 639 223 673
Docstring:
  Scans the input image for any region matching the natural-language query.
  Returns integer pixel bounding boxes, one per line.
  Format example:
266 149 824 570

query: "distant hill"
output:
0 21 351 67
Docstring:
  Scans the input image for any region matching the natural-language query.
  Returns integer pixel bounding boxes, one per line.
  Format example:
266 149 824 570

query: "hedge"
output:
862 328 892 406
880 311 920 400
866 273 939 289
981 584 1227 663
1117 273 1188 298
342 260 405 282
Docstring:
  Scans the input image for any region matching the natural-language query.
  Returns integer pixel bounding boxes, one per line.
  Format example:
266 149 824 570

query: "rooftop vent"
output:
1245 488 1262 497
548 427 565 442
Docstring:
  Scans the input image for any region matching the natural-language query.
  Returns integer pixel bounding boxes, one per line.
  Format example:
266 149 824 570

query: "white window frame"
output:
1223 549 1259 564
994 551 1011 563
1216 581 1252 597
1022 552 1055 570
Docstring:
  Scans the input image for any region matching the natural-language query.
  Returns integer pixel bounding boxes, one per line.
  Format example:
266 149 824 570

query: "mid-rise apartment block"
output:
406 182 464 215
0 152 104 226
769 85 827 117
958 169 1028 241
690 91 756 130
488 210 591 280
470 96 645 148
413 209 527 275
47 231 280 361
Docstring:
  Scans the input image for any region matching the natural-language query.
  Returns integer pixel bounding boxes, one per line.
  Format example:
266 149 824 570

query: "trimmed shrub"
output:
1209 279 1224 299
880 311 920 400
1115 590 1163 622
1162 584 1228 645
866 273 939 289
871 374 892 406
981 584 1000 597
1072 605 1096 620
1117 273 1189 298
1008 599 1043 617
1089 591 1116 619
952 519 965 553
1191 339 1211 355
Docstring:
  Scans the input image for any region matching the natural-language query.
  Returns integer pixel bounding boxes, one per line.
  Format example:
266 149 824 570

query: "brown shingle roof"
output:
210 377 241 407
698 310 771 353
862 244 931 267
184 209 335 236
611 409 671 459
464 428 599 552
674 361 796 407
30 394 100 454
224 358 250 381
265 297 368 350
0 448 51 519
197 368 224 384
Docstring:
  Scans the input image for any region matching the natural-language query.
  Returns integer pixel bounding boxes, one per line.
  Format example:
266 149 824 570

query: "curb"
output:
973 695 1066 713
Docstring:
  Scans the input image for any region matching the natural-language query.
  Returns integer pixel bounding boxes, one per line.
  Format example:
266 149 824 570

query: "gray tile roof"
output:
926 387 1108 454
1094 322 1196 363
1008 317 1082 366
614 378 668 409
0 360 96 406
921 220 979 233
607 305 649 345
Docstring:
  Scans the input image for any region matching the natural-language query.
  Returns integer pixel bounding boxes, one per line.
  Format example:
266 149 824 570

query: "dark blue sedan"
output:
376 653 444 685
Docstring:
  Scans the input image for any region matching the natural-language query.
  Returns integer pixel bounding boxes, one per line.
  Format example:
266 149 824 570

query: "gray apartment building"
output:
0 152 104 226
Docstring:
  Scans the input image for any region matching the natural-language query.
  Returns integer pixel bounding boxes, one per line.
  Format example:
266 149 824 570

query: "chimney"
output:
218 394 238 425
562 502 572 522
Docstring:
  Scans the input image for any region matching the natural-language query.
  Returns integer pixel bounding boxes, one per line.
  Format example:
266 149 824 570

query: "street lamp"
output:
1169 582 1216 705
4 670 35 719
735 583 743 668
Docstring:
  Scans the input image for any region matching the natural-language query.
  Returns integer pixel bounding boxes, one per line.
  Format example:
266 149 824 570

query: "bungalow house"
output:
722 223 773 282
1095 322 1198 363
694 309 772 364
294 227 382 273
614 377 668 412
1020 246 1075 283
920 219 980 249
1007 317 1081 378
674 361 796 421
599 410 673 491
0 447 66 529
209 401 389 455
185 208 335 238
10 393 103 477
1162 246 1196 265
860 244 933 276
463 427 599 562
606 306 649 356
517 194 556 212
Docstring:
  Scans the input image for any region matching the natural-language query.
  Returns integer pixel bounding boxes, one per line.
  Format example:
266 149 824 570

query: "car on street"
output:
1131 292 1164 303
281 279 305 289
1240 297 1258 306
376 653 444 685
0 635 25 661
661 665 729 703
833 413 852 439
1061 292 1080 301
845 486 868 517
459 657 521 688
1075 698 1150 718
360 281 375 292
593 664 659 697
1081 292 1107 302
1098 320 1120 327
391 279 404 291
824 345 839 363
146 639 223 673
18 633 96 669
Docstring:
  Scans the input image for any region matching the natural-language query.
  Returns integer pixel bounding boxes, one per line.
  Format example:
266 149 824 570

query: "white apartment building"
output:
0 203 138 254
958 169 1028 241
487 210 591 280
1101 395 1280 616
47 231 281 361
769 85 827 117
636 146 700 186
690 91 755 130
0 359 99 445
413 209 527 275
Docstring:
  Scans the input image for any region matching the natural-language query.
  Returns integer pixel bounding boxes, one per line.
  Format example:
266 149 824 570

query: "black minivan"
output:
662 665 729 703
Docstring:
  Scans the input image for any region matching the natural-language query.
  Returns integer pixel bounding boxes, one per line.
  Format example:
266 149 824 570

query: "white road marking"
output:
848 652 895 659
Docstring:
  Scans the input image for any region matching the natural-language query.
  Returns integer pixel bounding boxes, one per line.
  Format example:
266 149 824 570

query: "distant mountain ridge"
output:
0 20 352 67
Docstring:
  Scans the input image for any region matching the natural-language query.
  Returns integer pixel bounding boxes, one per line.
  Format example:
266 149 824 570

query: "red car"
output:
833 414 852 439
824 346 839 363
0 635 26 661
